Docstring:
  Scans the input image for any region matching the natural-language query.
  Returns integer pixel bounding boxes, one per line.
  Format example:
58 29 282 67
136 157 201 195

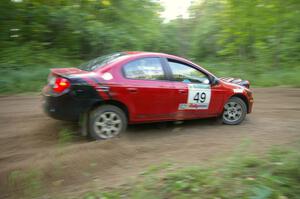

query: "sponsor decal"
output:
178 103 187 110
188 84 210 89
179 103 209 110
233 88 244 93
81 76 111 100
188 103 209 109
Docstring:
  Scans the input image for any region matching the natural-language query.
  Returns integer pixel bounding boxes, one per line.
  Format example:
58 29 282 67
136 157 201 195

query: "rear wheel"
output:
89 105 127 140
222 97 247 125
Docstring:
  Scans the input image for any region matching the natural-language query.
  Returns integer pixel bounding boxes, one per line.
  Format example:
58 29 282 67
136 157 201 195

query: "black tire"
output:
89 105 127 140
222 97 247 125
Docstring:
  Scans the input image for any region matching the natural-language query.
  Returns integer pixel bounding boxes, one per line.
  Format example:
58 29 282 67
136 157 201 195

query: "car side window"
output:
168 60 210 84
123 58 165 80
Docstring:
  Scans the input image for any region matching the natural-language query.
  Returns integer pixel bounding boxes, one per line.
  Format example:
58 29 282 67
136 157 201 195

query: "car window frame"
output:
162 57 212 84
121 56 171 81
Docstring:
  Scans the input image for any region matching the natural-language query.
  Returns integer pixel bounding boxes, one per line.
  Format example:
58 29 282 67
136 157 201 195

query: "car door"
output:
121 57 176 122
165 58 223 119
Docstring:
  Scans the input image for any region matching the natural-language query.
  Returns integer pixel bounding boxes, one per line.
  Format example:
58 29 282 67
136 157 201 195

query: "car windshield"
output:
79 52 127 71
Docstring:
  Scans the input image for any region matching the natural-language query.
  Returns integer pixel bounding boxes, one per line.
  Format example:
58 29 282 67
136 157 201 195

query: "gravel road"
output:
0 88 299 198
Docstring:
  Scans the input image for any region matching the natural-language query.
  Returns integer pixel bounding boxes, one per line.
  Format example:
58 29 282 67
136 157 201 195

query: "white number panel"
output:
179 84 211 110
188 84 211 109
178 84 212 110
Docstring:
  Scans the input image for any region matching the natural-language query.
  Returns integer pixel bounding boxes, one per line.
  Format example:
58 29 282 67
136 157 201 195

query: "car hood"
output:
219 77 250 88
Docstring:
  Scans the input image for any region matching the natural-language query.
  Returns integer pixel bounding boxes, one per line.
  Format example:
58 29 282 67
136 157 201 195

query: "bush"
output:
0 44 80 93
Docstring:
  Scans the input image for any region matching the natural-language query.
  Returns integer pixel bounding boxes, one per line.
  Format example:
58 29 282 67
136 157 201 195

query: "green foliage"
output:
141 162 173 176
0 0 299 93
6 147 300 199
0 0 163 59
58 128 75 145
189 0 300 64
200 60 300 87
86 148 300 199
8 169 43 198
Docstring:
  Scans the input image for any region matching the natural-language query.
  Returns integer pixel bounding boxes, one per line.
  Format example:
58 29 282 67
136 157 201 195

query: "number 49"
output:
194 92 206 103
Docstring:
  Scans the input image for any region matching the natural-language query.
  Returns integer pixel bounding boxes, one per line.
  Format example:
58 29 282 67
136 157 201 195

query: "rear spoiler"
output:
50 68 86 78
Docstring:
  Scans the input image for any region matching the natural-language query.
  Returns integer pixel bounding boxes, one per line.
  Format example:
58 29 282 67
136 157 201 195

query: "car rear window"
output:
79 52 127 71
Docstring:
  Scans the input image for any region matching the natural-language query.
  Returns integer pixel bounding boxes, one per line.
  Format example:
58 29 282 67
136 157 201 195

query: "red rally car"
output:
43 52 253 140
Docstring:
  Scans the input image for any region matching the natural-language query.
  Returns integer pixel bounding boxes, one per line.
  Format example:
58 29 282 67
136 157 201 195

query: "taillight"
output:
52 77 70 93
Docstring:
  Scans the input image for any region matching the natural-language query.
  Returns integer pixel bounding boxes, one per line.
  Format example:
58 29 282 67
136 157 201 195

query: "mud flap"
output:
79 111 89 136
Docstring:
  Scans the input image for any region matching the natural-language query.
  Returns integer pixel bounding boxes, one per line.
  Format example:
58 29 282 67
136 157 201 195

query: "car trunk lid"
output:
50 68 87 77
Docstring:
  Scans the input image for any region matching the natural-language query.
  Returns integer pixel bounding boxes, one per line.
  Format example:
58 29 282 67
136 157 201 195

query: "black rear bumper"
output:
43 86 102 121
43 94 80 121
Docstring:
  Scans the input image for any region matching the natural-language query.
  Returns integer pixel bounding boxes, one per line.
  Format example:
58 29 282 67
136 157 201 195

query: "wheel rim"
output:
223 101 243 123
93 111 122 139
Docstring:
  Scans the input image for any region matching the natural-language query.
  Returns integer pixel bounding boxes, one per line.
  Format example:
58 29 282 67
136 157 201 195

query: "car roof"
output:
123 51 190 62
124 51 167 56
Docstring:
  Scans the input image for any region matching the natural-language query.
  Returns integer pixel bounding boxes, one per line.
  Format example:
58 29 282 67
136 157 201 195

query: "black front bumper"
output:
43 86 102 121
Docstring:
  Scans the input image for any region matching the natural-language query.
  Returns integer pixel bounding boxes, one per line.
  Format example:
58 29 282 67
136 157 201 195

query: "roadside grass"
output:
0 56 300 94
58 128 76 145
82 147 300 199
5 145 299 199
8 169 43 198
140 162 174 176
0 67 50 93
0 46 80 94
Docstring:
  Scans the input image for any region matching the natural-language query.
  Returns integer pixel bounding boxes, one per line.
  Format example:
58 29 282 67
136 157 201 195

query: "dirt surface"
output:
0 88 300 198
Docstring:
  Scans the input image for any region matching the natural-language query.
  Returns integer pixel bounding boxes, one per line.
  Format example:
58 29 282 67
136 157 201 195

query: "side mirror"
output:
210 77 219 85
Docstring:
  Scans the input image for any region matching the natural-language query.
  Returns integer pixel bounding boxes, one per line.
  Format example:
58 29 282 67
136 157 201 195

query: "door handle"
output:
178 89 187 94
127 88 138 93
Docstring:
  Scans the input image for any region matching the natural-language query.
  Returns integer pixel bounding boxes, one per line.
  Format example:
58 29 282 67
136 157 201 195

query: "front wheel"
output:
222 97 247 125
89 105 127 140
